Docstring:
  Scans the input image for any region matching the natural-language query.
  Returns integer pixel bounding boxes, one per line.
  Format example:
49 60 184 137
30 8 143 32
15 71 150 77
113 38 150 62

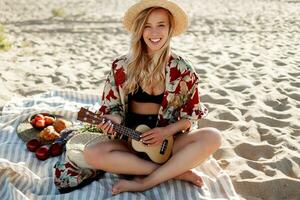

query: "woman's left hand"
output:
140 127 168 146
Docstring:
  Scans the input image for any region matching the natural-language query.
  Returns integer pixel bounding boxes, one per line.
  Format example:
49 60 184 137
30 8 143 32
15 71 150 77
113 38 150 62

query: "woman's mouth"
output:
149 38 161 44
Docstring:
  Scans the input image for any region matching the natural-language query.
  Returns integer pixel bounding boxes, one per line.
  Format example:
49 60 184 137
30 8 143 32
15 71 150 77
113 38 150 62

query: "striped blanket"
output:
0 90 239 200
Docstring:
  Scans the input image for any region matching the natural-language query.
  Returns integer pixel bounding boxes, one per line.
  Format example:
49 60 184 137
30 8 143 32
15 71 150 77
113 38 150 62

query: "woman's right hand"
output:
96 114 122 137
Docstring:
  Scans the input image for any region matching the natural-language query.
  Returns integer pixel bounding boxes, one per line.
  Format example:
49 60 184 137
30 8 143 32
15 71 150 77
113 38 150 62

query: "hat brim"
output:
123 0 188 36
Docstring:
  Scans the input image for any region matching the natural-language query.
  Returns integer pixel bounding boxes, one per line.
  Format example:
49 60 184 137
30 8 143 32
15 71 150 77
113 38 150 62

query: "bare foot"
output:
175 169 203 187
112 176 147 195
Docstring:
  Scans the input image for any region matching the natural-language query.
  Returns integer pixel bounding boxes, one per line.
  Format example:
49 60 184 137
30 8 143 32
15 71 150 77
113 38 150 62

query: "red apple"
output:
35 145 50 160
35 119 45 128
31 118 36 125
35 114 45 121
44 116 55 125
49 142 63 156
26 139 42 152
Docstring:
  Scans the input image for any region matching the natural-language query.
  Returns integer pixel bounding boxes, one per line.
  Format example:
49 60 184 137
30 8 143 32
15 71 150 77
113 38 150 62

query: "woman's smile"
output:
149 38 162 44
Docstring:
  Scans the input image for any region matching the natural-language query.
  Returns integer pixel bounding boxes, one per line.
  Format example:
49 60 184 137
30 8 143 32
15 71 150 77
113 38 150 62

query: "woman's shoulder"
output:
169 53 197 75
112 55 129 70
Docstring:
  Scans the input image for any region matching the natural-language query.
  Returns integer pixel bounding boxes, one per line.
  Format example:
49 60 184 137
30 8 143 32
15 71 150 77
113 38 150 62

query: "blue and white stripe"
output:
0 90 239 200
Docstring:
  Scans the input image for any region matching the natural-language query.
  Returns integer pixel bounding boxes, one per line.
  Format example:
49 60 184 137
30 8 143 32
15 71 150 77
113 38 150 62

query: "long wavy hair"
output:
124 7 174 95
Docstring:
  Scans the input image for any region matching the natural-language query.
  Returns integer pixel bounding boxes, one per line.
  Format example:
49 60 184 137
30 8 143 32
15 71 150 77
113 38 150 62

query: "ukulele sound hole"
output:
160 140 168 155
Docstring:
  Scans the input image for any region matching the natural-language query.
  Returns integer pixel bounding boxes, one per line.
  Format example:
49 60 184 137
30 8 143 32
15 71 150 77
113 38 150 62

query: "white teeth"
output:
150 39 161 42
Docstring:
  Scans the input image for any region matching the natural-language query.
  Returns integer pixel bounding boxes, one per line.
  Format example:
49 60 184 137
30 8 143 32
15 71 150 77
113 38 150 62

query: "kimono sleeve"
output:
98 68 125 118
179 74 208 130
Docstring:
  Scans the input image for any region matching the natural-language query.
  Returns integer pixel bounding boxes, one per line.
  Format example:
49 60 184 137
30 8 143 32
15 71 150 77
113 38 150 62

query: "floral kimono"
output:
98 54 208 132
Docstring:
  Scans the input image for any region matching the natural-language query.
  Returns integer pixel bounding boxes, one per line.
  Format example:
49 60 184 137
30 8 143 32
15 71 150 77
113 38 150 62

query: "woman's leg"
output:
111 127 222 194
84 140 159 175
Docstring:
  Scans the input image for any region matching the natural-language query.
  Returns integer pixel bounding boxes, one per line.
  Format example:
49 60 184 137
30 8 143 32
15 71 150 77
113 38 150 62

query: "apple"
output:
26 139 42 152
35 119 45 128
35 114 45 121
31 118 36 125
49 142 63 156
44 116 55 125
35 145 50 160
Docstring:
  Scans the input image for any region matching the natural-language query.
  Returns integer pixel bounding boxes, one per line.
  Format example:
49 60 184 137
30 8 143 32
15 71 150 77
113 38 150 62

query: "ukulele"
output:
77 107 173 164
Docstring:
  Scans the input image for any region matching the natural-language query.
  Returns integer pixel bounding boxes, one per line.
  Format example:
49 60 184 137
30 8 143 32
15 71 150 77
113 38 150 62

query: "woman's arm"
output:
141 119 191 145
163 119 191 137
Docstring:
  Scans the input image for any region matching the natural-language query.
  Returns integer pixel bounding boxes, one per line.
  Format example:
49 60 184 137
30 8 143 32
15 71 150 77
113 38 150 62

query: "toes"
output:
196 179 203 187
112 183 122 195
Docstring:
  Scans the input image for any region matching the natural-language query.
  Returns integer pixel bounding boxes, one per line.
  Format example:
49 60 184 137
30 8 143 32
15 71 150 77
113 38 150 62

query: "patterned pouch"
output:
54 160 105 193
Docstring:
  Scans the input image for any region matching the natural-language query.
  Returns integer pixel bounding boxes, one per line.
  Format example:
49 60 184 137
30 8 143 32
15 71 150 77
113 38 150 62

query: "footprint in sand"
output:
263 98 291 112
246 160 276 177
217 111 239 121
252 62 264 68
252 116 289 128
232 61 241 66
239 170 257 179
210 88 228 96
274 60 287 66
262 110 291 120
200 94 231 105
195 55 209 61
197 119 232 131
221 64 237 71
285 92 300 101
234 143 275 161
242 100 256 106
259 132 282 146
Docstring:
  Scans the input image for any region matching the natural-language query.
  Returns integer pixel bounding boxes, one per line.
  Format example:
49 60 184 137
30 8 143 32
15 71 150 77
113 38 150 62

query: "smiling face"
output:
142 8 171 55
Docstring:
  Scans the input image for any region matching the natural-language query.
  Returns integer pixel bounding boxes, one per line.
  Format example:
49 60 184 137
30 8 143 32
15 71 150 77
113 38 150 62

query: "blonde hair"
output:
124 7 174 95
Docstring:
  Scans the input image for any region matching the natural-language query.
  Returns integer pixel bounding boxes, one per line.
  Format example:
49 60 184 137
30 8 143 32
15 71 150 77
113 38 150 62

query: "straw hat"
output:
66 132 111 169
123 0 188 36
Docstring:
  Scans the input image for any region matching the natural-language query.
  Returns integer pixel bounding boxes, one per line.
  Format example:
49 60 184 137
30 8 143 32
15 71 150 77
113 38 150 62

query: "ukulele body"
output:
131 124 174 164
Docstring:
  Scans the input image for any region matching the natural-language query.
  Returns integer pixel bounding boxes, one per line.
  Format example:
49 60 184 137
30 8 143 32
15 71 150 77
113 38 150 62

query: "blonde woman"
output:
83 0 221 195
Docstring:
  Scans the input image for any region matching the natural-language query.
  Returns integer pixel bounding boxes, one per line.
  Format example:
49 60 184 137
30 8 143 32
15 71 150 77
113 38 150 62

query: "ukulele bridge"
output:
160 139 168 155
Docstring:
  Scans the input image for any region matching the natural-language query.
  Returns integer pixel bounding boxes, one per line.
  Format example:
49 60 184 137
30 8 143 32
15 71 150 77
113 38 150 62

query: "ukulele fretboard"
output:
77 108 141 141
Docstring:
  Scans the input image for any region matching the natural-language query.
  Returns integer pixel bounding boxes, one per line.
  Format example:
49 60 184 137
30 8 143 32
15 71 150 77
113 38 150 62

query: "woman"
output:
83 0 221 195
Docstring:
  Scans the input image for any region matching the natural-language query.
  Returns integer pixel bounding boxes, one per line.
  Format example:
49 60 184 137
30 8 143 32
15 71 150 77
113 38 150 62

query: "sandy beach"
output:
0 0 299 199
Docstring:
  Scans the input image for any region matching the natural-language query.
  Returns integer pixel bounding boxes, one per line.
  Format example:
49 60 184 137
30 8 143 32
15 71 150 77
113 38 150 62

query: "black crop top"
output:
128 86 164 104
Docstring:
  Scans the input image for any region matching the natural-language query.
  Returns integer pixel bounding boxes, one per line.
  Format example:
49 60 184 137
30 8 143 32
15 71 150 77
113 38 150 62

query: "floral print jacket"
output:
98 54 208 131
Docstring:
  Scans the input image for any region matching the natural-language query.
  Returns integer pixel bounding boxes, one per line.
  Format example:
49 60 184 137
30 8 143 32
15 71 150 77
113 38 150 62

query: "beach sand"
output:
0 0 299 199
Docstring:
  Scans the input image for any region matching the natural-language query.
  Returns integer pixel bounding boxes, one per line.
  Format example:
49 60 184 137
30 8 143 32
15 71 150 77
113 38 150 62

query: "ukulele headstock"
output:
77 107 103 125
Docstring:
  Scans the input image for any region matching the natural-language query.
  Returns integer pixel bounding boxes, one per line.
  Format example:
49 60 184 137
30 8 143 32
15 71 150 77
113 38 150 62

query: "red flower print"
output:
161 91 169 110
114 68 125 87
99 105 108 114
106 89 117 101
170 67 181 82
181 89 199 115
55 169 61 177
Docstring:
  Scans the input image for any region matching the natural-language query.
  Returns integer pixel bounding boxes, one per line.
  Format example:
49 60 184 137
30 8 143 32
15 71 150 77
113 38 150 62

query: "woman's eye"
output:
159 24 165 27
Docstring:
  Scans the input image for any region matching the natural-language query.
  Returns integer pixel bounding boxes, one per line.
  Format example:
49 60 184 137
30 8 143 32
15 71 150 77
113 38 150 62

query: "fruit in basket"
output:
35 119 45 128
39 126 60 141
35 145 50 160
53 118 71 133
45 116 55 125
30 113 56 129
26 139 42 152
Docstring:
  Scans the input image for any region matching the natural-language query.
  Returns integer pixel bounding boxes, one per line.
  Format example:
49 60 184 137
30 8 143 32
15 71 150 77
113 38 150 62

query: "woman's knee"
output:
198 127 222 151
83 144 107 167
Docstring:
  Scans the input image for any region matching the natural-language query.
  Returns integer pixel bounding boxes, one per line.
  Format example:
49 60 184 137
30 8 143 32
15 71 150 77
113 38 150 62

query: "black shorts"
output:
125 111 158 130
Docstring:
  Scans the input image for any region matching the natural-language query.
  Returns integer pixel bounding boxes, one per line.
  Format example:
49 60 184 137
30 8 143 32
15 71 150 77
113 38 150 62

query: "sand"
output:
0 0 299 199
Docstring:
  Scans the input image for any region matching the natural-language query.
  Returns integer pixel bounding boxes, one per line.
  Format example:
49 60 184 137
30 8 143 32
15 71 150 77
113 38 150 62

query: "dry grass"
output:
0 24 11 51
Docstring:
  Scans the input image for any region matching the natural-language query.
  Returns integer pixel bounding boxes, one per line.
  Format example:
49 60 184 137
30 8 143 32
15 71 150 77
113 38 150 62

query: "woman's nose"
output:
149 27 159 36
